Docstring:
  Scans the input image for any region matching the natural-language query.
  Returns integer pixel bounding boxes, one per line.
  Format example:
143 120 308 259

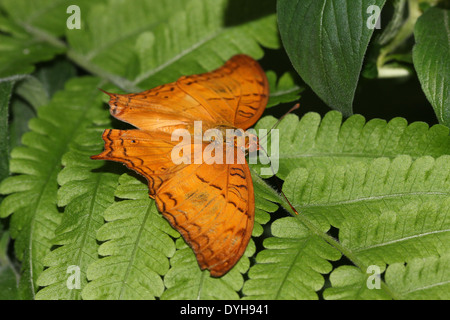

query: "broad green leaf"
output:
277 0 386 115
413 7 450 127
255 112 450 179
242 217 340 299
0 77 106 298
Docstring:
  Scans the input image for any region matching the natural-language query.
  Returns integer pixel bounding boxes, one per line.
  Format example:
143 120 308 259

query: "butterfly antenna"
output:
257 144 300 216
259 103 300 145
98 88 116 97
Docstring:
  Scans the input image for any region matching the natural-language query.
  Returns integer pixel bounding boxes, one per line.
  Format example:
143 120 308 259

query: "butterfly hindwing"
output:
155 153 254 276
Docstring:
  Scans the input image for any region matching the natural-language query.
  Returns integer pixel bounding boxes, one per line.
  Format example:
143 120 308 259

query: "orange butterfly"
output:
92 55 268 276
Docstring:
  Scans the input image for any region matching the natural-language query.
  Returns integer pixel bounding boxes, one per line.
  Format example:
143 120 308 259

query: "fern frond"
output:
0 2 66 78
81 174 179 300
162 239 255 300
269 155 450 299
67 0 279 91
385 254 450 299
242 217 340 299
0 0 70 37
134 0 279 89
283 155 450 229
0 77 105 298
255 112 450 179
324 254 450 300
35 103 118 299
322 266 392 300
340 199 450 267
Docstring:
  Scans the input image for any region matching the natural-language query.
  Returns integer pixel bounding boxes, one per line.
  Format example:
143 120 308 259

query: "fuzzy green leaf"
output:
413 7 450 127
277 0 386 115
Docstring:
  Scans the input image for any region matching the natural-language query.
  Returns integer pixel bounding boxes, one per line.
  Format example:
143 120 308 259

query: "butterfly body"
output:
92 55 268 276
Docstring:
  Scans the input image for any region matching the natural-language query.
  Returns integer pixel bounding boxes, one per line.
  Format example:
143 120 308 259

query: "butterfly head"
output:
230 129 259 154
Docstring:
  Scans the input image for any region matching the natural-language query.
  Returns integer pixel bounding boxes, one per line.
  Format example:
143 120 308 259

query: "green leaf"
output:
0 0 72 37
385 255 450 299
15 59 78 111
277 0 386 115
266 71 303 108
340 199 450 267
35 101 118 299
284 155 450 229
255 111 450 179
67 0 280 91
242 217 340 299
279 155 450 298
0 79 14 183
0 77 106 298
81 174 179 300
413 7 450 127
0 10 64 78
0 230 19 300
324 254 450 300
323 265 391 300
162 239 254 300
